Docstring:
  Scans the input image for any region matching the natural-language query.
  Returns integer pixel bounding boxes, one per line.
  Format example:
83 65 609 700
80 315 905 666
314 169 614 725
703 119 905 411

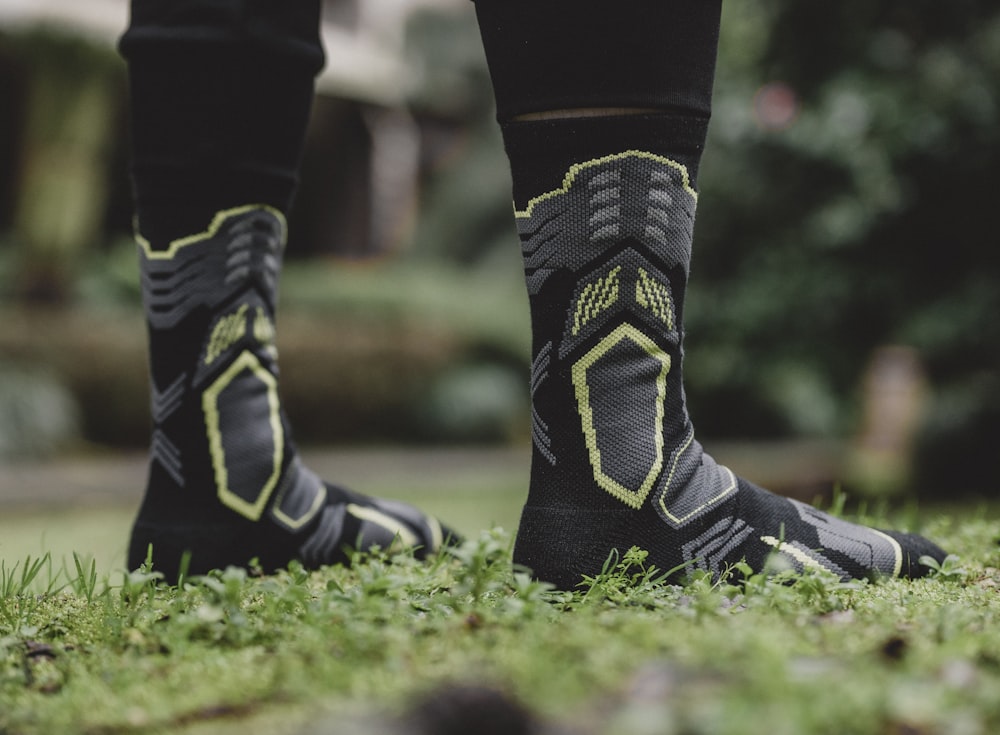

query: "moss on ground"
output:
0 510 998 735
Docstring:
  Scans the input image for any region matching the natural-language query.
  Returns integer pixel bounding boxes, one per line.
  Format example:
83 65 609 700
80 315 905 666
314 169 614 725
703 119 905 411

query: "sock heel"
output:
127 519 292 580
514 505 642 590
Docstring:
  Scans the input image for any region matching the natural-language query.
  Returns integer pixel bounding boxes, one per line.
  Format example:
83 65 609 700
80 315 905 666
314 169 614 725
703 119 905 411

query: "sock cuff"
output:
499 112 710 206
130 166 298 250
473 0 721 121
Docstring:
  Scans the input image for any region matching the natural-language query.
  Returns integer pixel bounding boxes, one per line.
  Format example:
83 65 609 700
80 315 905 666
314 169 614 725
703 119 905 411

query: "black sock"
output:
130 206 451 578
122 1 456 578
474 0 945 588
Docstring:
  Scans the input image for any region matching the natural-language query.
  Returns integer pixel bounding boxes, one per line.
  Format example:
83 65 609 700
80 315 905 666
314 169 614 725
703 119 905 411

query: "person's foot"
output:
507 152 946 589
131 205 458 580
515 474 947 589
129 474 459 580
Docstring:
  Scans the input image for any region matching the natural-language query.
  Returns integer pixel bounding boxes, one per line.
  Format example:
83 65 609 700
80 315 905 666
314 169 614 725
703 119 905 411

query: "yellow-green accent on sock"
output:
635 267 674 328
427 515 444 553
513 150 697 220
346 504 420 548
760 535 829 574
204 304 249 366
658 428 737 525
202 349 284 522
572 324 669 509
253 306 278 361
571 266 621 336
271 480 327 531
253 306 275 345
870 529 904 577
135 204 287 260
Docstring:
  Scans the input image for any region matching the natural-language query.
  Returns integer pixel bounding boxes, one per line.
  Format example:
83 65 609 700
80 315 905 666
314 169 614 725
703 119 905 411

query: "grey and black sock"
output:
506 150 944 588
473 0 945 589
122 1 457 579
130 206 455 579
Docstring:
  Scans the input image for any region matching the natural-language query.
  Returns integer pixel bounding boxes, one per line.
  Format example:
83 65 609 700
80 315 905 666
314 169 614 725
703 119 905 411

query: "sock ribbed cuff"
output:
473 0 722 121
499 113 711 206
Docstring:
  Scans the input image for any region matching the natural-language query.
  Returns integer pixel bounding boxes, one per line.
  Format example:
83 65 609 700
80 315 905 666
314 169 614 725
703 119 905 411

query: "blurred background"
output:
0 0 998 558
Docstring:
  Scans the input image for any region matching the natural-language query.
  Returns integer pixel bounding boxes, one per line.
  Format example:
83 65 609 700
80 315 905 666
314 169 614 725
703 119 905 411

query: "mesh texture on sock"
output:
130 206 456 579
509 151 945 589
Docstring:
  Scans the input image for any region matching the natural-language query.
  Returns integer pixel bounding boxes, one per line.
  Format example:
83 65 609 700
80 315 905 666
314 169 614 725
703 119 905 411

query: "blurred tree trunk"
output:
11 32 119 303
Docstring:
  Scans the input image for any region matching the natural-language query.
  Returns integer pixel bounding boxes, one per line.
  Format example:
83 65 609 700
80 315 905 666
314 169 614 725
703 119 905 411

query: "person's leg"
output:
473 0 946 589
121 0 455 580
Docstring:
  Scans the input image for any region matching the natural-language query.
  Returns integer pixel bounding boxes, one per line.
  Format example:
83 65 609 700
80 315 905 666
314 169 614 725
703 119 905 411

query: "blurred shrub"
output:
0 363 80 458
682 1 1000 494
414 361 529 444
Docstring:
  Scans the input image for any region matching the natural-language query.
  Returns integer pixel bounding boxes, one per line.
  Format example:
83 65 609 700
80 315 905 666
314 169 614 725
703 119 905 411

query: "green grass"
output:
0 448 528 581
0 506 137 579
1 503 998 734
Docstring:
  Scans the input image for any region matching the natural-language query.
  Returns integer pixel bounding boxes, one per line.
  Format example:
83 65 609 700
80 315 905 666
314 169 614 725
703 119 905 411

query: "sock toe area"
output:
310 485 461 562
877 529 948 579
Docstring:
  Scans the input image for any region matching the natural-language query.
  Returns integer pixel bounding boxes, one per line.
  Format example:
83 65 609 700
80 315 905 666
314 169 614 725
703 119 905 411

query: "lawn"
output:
0 447 529 579
1 472 998 734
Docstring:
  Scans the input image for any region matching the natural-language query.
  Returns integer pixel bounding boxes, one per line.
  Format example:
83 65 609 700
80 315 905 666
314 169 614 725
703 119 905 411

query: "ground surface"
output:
0 448 997 735
0 446 529 574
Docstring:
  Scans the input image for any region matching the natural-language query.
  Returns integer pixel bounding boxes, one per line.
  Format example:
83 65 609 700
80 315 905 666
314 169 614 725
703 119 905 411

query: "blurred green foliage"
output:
0 2 997 494
686 1 1000 493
